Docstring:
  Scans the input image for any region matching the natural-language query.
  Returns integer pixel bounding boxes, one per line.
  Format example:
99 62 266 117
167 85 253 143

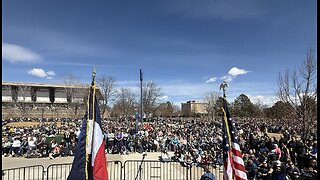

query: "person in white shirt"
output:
26 134 37 158
9 137 21 156
107 132 115 153
160 150 171 162
2 138 11 157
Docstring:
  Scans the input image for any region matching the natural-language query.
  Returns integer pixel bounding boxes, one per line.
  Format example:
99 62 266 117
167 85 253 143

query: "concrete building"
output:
2 82 103 118
181 100 207 117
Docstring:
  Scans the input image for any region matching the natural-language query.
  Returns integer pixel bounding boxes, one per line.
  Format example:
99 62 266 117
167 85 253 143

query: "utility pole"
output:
140 69 143 125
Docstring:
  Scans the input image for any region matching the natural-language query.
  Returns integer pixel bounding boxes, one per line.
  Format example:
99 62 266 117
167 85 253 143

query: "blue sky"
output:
2 0 317 107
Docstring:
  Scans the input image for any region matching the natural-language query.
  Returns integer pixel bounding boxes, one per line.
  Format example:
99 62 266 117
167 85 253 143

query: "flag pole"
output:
92 67 96 86
87 67 97 180
219 81 228 98
68 66 109 180
220 81 235 180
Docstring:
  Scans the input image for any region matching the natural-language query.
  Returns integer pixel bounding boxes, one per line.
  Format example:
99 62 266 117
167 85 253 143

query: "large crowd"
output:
2 116 317 180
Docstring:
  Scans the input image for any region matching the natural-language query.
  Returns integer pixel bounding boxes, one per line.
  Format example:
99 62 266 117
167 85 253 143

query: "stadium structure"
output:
2 82 104 119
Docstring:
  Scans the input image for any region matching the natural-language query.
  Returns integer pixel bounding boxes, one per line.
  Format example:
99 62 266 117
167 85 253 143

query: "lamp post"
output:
135 109 139 133
140 69 143 125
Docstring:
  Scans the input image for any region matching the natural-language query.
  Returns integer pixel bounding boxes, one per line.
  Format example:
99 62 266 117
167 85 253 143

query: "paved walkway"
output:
2 152 170 169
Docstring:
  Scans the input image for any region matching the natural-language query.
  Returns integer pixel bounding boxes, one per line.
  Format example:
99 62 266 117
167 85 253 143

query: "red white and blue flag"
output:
68 72 108 180
222 95 247 180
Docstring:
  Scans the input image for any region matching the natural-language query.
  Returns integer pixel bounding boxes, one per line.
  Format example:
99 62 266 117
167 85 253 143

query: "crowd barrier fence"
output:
2 160 223 180
2 165 44 180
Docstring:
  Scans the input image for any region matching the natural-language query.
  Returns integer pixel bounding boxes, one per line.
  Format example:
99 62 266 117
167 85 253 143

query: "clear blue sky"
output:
2 0 317 106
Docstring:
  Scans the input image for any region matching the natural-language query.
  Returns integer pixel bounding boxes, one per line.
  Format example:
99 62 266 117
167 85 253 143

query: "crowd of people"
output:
2 116 317 179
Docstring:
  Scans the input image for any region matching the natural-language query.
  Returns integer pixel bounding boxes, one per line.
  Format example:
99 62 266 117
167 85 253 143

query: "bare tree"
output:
63 74 86 118
252 98 268 117
203 91 219 120
97 75 117 119
142 81 163 117
17 85 31 117
172 104 181 117
155 101 174 117
277 49 317 141
113 87 136 118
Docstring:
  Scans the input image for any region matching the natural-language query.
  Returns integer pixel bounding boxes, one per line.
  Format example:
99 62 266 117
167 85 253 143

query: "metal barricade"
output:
46 163 72 180
124 160 191 180
189 163 223 180
2 160 223 180
107 161 123 180
2 165 44 180
45 161 122 180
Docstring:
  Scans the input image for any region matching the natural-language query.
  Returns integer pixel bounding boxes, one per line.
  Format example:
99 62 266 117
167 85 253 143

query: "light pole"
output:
140 69 143 125
135 109 139 133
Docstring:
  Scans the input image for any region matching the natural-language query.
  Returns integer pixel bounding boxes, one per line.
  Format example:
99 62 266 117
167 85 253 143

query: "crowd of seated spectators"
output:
2 116 317 179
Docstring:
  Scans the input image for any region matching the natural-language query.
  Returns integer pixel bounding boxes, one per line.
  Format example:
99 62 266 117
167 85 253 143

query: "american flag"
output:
222 96 247 180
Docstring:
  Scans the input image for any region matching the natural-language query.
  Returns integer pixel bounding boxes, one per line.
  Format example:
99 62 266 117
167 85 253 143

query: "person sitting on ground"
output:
9 136 21 157
49 139 58 152
2 137 12 157
49 144 61 159
160 149 171 162
17 135 28 157
26 134 37 158
69 141 76 156
59 142 69 157
183 152 193 168
36 134 46 157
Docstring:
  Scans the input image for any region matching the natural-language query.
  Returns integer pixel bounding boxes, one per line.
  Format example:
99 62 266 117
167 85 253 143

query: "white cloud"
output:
205 77 217 83
27 68 56 79
220 67 250 82
46 71 56 76
2 42 42 63
159 95 169 102
247 94 278 107
116 79 277 107
220 75 234 82
228 67 250 76
165 0 265 20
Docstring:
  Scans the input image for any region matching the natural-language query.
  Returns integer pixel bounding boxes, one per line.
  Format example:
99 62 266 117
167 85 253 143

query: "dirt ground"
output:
5 121 62 127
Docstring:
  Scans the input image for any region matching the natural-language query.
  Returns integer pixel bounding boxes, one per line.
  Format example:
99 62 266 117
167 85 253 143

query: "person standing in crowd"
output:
285 160 300 179
63 130 71 148
246 159 258 180
287 137 298 165
200 165 215 180
257 160 271 180
107 130 115 153
271 160 286 180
